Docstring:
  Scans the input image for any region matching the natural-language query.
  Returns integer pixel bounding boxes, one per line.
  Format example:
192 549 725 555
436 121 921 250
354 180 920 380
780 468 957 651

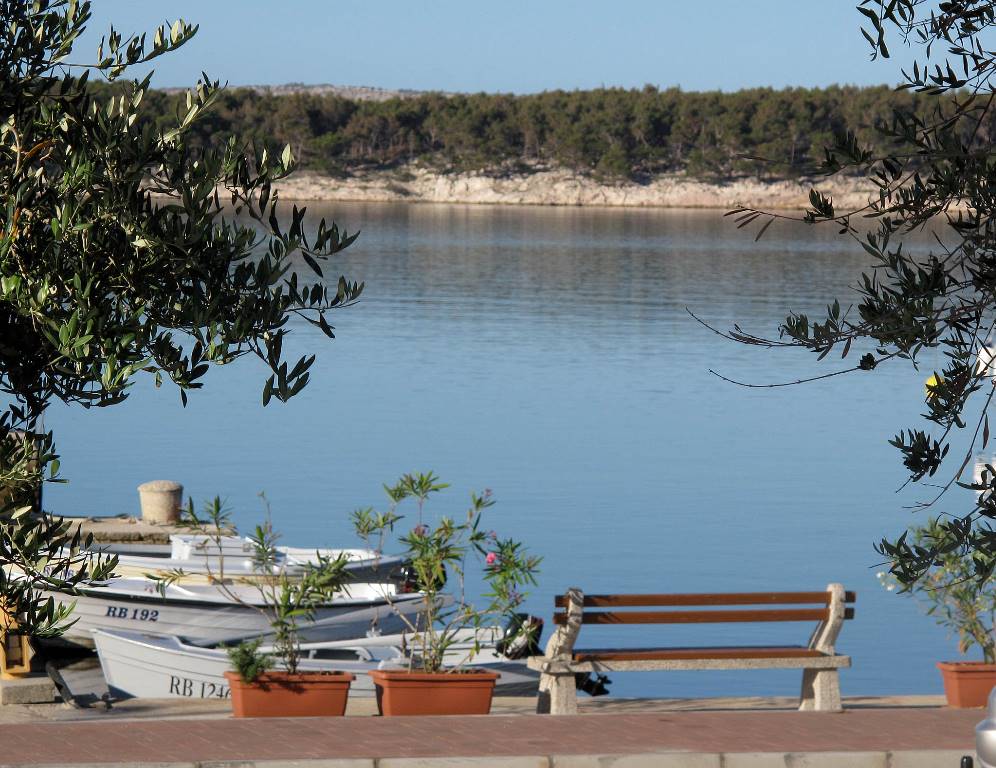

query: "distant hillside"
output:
157 83 446 101
115 84 974 184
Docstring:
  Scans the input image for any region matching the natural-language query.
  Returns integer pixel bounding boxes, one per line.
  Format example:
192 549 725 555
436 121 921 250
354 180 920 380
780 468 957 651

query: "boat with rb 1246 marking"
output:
93 626 542 700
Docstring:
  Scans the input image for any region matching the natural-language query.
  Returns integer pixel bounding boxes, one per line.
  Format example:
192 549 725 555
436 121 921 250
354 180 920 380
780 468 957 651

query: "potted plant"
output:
224 636 354 718
881 519 996 707
353 472 541 716
154 497 355 717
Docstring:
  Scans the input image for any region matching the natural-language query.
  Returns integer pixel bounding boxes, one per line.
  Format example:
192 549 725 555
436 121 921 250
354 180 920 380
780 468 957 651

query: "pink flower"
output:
485 552 497 565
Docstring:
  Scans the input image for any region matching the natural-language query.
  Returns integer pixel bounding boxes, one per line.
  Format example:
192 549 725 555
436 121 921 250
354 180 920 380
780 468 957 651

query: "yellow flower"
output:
925 373 944 399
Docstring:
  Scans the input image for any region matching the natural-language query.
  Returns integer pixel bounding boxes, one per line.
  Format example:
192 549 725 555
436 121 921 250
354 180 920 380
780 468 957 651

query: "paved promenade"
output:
0 706 980 767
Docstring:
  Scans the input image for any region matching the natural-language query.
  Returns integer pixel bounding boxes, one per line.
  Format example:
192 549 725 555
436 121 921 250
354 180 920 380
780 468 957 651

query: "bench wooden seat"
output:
529 584 855 714
572 646 834 662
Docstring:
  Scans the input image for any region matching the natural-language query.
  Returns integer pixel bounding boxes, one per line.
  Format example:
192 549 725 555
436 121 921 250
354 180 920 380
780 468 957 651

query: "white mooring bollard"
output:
137 480 183 525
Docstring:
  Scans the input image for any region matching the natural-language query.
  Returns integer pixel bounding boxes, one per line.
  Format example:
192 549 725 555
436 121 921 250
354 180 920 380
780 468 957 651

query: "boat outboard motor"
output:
977 688 996 767
496 613 543 659
392 564 421 593
575 672 611 697
394 563 447 593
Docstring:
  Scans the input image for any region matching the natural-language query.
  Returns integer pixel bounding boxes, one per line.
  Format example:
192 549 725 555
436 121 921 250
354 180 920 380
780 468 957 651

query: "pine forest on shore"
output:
119 84 966 184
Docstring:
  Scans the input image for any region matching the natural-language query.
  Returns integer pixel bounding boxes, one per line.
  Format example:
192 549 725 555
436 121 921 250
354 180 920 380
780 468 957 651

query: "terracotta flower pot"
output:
224 670 354 717
937 661 996 708
368 668 500 716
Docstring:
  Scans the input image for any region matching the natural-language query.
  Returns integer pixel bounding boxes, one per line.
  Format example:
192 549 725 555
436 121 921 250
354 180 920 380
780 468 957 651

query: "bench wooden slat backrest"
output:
554 607 856 625
543 584 855 661
554 591 857 608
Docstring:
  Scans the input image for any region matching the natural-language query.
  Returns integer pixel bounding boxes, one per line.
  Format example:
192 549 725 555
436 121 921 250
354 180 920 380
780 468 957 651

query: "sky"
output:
75 1 910 94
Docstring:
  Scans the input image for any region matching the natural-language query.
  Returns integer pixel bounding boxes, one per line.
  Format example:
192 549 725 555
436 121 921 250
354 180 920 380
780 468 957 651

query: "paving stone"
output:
0 675 57 705
377 759 548 768
888 751 975 767
722 754 789 768
214 762 376 768
551 752 721 767
785 753 887 768
23 764 197 768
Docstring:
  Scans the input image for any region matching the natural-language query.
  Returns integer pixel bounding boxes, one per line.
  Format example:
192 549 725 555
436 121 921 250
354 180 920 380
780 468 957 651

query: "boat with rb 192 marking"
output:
40 578 427 648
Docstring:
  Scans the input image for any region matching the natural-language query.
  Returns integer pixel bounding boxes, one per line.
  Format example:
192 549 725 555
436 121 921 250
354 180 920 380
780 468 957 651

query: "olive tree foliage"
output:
719 1 996 587
0 0 362 636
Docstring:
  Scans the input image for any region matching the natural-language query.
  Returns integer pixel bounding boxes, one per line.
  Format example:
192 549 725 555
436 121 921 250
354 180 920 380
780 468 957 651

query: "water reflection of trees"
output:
280 204 873 334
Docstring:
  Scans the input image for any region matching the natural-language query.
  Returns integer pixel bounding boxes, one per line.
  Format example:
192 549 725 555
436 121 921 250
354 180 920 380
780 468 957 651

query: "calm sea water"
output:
45 202 974 698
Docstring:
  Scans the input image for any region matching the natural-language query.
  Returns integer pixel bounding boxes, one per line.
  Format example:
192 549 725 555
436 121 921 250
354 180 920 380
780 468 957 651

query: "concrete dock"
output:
64 514 195 544
0 691 977 767
0 651 975 766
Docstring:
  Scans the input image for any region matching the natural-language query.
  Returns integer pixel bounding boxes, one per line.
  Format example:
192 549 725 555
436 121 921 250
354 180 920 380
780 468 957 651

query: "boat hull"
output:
44 587 423 648
93 629 539 700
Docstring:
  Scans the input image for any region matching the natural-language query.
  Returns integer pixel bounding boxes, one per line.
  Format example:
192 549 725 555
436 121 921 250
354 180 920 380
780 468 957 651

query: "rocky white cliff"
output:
269 165 876 210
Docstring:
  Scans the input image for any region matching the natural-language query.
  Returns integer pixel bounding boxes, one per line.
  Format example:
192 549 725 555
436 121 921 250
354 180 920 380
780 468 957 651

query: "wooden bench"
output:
527 583 855 714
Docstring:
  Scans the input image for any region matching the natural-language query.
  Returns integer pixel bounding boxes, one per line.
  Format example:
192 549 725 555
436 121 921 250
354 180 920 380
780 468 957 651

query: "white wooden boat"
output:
43 578 425 648
88 535 409 584
31 533 420 648
93 627 540 699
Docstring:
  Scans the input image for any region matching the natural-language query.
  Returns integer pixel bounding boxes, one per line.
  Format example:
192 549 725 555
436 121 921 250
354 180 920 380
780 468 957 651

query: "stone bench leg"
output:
799 668 842 712
536 671 577 715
